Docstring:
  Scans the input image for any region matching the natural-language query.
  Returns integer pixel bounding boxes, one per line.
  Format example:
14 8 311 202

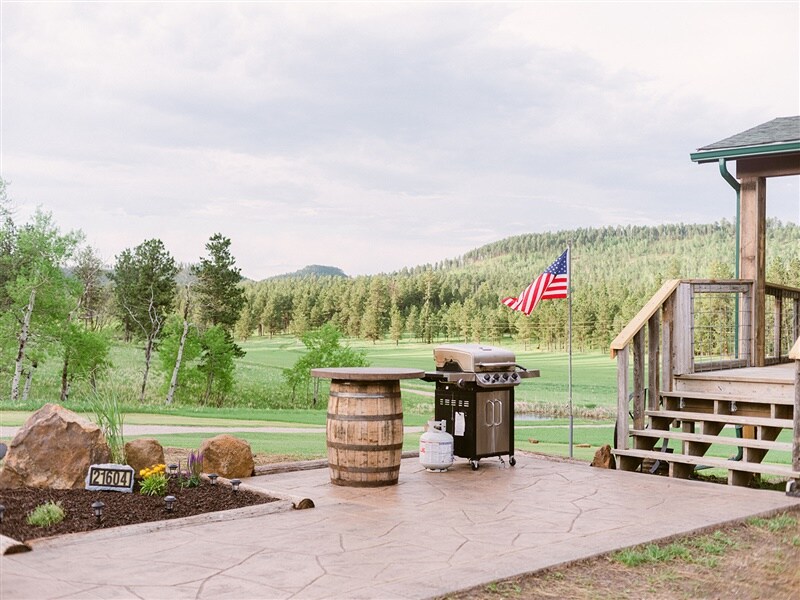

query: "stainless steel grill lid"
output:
433 344 517 373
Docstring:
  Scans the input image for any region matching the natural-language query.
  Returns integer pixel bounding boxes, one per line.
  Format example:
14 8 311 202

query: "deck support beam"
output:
739 176 766 366
616 345 629 451
794 359 799 477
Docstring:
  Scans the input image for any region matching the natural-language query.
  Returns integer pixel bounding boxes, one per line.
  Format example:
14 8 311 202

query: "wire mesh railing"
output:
691 285 752 371
765 283 800 364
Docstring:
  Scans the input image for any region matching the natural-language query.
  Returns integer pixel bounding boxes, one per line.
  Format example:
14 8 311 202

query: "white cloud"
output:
1 2 798 279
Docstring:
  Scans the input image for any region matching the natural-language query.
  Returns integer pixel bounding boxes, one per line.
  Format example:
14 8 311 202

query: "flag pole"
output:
568 241 573 458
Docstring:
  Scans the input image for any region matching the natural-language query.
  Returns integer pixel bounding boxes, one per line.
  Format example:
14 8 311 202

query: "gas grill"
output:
422 344 539 470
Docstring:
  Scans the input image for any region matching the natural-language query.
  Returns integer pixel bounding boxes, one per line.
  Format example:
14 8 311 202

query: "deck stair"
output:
609 279 799 489
614 385 798 486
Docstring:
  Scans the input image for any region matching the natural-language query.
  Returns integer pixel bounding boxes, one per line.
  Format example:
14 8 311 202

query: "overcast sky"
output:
1 2 798 280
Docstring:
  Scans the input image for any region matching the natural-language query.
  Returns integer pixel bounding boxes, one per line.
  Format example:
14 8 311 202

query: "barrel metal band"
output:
330 464 400 474
329 391 401 399
327 441 404 451
327 412 403 422
331 478 399 488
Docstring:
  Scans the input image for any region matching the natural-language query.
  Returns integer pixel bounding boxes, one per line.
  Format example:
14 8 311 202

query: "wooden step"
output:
660 390 793 406
674 372 794 401
646 410 793 429
629 429 792 452
612 448 800 478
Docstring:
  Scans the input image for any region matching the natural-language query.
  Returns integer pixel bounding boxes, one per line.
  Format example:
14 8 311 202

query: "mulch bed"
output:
0 479 277 542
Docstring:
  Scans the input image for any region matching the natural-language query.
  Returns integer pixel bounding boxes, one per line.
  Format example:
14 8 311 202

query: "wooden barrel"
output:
326 379 404 487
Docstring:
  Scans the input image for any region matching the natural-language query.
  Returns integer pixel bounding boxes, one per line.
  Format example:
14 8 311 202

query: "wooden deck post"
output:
616 345 629 450
741 284 753 367
791 338 800 477
673 282 693 374
739 176 766 367
793 298 800 344
792 358 800 478
648 313 660 411
633 330 645 430
773 295 782 360
662 292 675 392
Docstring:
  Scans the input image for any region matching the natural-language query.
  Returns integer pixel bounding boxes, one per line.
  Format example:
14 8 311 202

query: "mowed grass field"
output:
0 334 794 469
238 335 621 412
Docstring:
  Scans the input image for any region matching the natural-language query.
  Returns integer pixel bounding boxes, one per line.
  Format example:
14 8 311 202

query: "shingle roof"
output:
690 116 800 163
698 116 800 151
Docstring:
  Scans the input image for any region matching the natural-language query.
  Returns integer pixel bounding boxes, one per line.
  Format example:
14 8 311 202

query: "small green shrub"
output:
26 501 66 527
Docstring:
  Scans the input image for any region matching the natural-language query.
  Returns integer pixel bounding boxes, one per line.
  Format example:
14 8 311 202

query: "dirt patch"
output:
442 509 800 600
0 478 277 543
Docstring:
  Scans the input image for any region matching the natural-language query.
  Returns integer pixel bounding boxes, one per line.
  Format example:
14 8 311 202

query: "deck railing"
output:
765 283 800 365
791 336 800 478
610 279 754 449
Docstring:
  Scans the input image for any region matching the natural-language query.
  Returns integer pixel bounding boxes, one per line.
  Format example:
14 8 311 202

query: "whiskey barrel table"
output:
311 367 424 487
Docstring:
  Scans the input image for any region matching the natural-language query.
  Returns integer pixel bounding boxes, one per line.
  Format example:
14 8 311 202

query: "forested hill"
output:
268 265 348 280
414 221 800 286
237 221 800 351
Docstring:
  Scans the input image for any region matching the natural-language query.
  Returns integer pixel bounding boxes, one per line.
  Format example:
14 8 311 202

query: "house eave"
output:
690 141 800 164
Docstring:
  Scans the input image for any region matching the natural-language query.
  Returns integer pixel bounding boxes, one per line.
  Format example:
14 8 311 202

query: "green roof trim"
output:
690 141 800 164
691 116 799 164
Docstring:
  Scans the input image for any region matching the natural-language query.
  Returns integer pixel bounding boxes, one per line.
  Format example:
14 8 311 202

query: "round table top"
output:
310 367 425 381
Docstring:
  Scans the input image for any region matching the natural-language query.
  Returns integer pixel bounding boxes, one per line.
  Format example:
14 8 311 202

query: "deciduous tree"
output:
283 324 368 403
3 210 81 402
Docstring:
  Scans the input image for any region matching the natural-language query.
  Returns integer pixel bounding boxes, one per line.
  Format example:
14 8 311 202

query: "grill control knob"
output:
491 374 499 382
501 374 509 381
482 374 491 383
510 373 519 381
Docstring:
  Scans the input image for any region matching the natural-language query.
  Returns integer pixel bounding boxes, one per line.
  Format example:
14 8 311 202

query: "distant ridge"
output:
267 264 348 280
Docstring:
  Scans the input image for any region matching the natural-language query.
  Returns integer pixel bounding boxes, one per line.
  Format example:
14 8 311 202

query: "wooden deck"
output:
679 363 794 385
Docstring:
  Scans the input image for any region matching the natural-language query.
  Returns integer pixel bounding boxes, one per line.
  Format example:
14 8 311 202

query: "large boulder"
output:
0 403 112 489
125 439 165 478
199 434 254 479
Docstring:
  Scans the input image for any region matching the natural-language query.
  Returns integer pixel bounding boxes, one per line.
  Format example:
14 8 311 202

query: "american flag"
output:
502 249 569 315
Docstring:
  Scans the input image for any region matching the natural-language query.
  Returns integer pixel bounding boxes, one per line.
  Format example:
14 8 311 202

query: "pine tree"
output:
192 234 245 330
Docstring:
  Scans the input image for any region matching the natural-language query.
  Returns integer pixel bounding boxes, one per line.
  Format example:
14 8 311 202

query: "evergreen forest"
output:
236 220 800 353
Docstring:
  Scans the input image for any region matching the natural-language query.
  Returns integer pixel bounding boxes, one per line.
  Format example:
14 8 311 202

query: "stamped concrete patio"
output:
2 453 799 599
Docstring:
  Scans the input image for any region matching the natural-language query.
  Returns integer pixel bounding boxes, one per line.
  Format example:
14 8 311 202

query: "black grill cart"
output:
422 344 539 470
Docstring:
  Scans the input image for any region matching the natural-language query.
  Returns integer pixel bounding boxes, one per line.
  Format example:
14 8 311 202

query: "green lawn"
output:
2 333 793 470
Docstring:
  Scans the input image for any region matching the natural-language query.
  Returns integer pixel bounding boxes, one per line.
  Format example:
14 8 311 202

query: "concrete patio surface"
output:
2 453 799 599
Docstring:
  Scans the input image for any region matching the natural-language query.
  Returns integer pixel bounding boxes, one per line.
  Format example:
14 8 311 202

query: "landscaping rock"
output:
0 403 111 489
125 439 165 477
590 444 616 469
199 434 255 479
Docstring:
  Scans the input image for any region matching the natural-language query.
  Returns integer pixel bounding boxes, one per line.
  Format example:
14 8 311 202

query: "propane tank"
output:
419 420 454 471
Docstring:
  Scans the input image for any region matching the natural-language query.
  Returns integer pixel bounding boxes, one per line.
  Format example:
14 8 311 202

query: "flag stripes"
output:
502 249 569 315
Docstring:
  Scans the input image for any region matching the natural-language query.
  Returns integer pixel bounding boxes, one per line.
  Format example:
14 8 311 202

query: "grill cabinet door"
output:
475 390 511 456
